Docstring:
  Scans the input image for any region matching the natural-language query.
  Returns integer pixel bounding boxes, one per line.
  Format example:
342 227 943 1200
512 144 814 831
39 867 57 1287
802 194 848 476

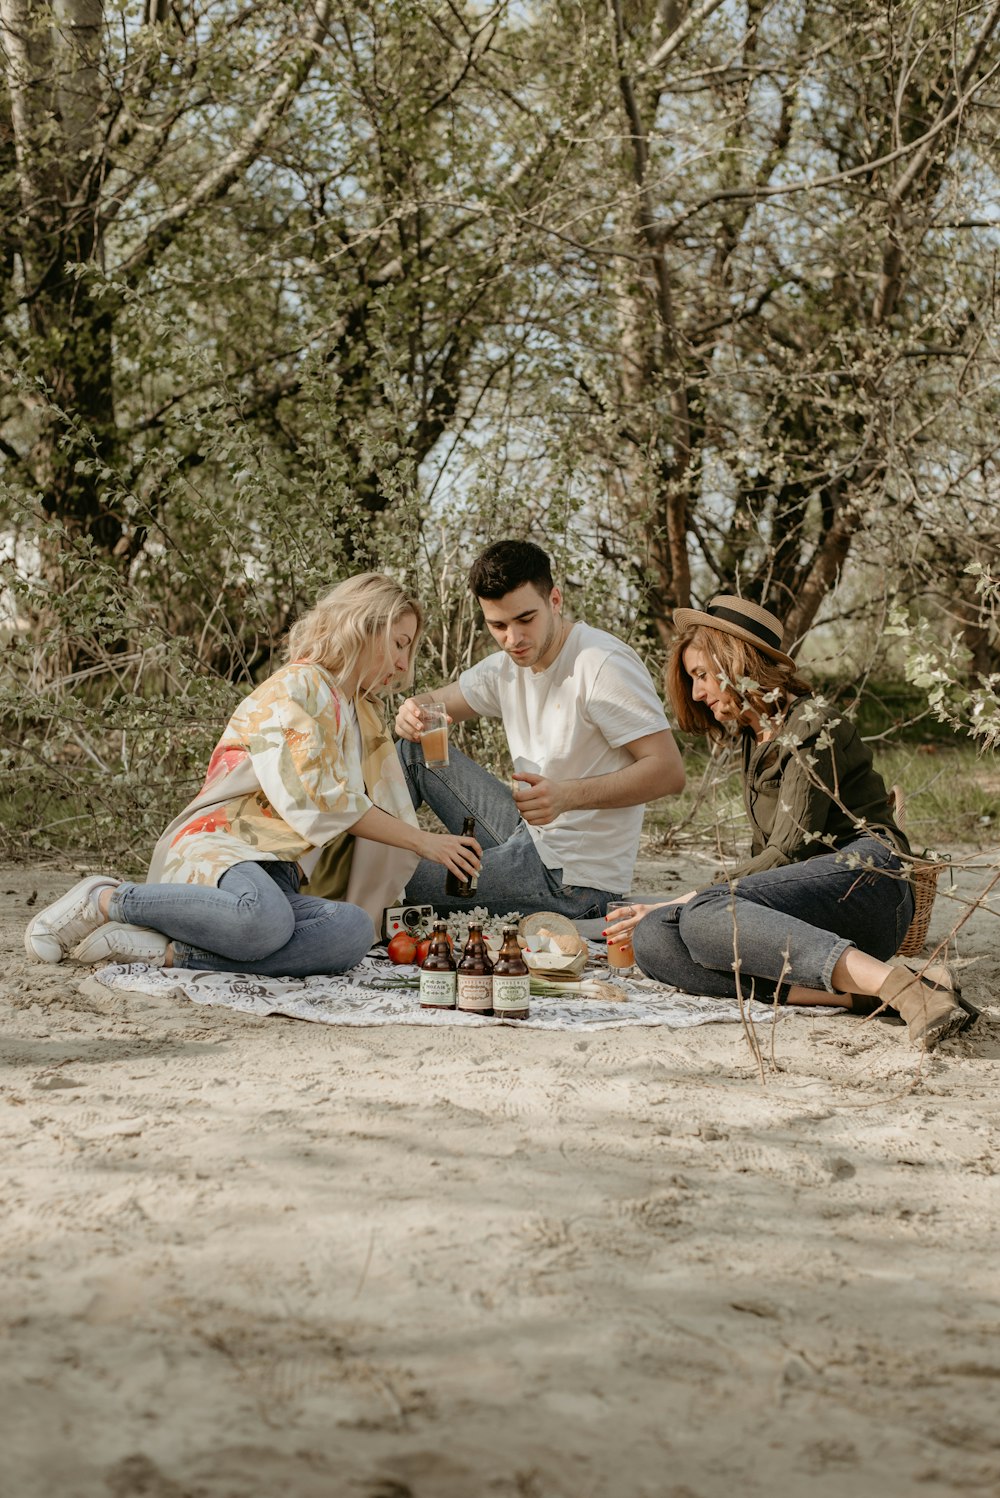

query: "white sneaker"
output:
24 876 120 963
72 921 169 967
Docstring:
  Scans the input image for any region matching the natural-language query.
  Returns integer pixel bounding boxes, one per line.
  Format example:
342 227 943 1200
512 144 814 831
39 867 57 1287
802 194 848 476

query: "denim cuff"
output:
819 937 854 992
107 886 132 924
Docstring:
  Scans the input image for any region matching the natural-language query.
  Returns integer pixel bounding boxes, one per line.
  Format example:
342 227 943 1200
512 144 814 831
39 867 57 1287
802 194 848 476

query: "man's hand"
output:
394 684 476 742
395 696 442 742
512 772 572 826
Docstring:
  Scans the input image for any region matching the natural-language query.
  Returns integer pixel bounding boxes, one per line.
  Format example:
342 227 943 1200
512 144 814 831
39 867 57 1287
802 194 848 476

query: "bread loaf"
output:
538 926 583 956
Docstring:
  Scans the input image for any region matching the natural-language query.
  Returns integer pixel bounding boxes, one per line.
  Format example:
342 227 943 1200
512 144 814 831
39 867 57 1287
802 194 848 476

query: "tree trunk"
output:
2 0 120 584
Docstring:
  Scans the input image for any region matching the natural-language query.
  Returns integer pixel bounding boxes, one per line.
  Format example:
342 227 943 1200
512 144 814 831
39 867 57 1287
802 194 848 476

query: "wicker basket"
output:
889 783 941 957
896 859 942 956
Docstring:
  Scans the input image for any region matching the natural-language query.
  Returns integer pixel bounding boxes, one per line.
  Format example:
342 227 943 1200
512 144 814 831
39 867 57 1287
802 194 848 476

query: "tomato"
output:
415 933 453 965
387 932 419 965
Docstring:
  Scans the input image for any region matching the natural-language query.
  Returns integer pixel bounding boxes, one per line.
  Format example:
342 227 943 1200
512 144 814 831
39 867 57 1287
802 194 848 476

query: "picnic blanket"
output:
89 951 784 1031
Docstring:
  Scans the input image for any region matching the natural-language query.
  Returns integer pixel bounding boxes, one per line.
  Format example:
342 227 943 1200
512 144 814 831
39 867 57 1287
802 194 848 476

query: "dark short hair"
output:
468 540 555 600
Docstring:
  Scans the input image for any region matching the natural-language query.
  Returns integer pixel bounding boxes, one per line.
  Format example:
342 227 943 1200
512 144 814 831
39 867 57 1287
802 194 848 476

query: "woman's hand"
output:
419 830 482 881
603 892 698 940
603 901 667 941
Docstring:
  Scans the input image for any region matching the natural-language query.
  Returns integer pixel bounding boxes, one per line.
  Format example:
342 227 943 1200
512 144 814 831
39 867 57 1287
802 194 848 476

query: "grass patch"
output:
820 679 960 744
873 743 1000 848
644 737 1000 857
3 704 996 870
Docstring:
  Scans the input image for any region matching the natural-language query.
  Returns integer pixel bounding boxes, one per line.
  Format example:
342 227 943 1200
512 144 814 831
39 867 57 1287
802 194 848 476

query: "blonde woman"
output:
606 596 978 1050
25 574 481 977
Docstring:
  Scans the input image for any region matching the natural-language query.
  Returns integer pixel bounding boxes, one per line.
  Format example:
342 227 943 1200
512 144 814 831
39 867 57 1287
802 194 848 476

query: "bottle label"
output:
420 971 457 1006
457 975 492 1011
493 975 530 1013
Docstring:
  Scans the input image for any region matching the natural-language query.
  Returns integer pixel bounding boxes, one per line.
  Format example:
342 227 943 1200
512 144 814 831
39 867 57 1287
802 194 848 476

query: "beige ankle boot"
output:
897 959 959 997
877 964 975 1049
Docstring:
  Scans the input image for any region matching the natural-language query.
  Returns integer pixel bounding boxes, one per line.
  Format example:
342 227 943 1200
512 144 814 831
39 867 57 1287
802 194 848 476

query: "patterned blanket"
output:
89 952 784 1031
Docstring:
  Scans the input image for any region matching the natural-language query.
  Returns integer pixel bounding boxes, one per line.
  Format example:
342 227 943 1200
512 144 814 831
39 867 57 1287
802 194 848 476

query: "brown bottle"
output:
445 816 479 898
492 925 530 1021
419 920 457 1010
457 922 494 1017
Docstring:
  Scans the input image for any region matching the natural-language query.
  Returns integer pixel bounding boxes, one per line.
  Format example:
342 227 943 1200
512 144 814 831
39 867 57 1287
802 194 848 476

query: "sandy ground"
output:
3 848 1000 1498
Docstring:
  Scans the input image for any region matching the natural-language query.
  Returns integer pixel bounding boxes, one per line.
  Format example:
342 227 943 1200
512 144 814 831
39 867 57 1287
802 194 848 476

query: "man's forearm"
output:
407 681 477 724
562 754 683 811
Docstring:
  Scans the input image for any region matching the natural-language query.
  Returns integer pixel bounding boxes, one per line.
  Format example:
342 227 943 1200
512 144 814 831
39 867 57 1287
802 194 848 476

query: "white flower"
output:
431 906 522 948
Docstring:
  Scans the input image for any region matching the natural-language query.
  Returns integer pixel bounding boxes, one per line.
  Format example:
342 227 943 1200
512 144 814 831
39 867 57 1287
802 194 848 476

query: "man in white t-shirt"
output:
395 540 685 918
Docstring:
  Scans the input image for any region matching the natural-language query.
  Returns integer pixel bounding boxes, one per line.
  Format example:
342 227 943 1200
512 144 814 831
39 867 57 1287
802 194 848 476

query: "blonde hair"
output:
285 573 423 694
666 623 811 743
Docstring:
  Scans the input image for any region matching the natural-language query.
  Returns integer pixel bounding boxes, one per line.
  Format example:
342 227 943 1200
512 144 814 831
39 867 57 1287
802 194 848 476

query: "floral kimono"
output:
147 662 419 924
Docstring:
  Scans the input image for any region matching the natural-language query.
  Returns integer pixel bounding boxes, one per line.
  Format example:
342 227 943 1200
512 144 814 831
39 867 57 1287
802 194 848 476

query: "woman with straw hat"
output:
605 596 978 1049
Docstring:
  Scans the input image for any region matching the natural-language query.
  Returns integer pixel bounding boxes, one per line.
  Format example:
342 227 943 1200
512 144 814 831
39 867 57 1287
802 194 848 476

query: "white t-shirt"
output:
458 621 671 893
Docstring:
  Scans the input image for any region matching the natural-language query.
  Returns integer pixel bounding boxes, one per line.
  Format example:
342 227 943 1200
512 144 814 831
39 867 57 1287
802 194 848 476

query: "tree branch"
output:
638 0 729 76
890 0 1000 208
114 1 332 286
654 38 1000 242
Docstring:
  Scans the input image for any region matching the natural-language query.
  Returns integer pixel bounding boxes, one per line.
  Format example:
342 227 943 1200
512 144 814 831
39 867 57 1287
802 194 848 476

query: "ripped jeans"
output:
632 836 914 1001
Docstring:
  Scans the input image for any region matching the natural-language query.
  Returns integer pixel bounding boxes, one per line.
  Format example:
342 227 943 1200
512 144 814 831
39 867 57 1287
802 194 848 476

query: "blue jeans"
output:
632 837 915 1001
110 860 374 977
397 739 613 919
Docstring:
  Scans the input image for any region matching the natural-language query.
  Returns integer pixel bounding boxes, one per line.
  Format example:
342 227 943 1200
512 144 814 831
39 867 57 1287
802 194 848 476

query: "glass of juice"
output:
419 703 449 767
605 900 635 977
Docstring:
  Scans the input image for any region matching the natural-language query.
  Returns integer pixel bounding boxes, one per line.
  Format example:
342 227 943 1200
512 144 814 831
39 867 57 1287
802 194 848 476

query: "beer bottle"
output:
419 920 457 1010
457 922 494 1017
445 816 479 898
492 925 530 1021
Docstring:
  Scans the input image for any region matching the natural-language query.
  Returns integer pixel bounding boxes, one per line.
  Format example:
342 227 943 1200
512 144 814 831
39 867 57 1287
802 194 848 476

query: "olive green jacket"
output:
728 696 910 881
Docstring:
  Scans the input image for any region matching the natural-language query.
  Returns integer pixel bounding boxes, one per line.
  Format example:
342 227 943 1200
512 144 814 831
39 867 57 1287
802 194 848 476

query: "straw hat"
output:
672 595 797 670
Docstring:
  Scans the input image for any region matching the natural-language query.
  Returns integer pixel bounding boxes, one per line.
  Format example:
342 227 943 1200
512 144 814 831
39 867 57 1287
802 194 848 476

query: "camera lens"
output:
402 907 422 930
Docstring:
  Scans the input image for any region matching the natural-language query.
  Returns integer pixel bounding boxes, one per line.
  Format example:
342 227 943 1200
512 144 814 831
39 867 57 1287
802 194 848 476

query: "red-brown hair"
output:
666 624 812 742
